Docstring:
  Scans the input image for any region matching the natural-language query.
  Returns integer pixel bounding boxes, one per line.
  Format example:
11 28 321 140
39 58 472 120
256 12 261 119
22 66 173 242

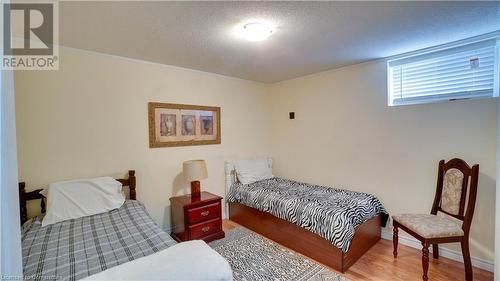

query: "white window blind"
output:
388 38 499 106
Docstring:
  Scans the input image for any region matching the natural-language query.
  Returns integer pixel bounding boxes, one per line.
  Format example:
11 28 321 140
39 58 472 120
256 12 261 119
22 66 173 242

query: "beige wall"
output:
15 47 273 228
496 87 500 276
15 47 496 264
269 60 497 262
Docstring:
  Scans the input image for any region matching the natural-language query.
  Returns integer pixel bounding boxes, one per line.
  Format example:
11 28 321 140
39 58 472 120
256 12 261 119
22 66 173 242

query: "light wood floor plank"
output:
222 220 493 281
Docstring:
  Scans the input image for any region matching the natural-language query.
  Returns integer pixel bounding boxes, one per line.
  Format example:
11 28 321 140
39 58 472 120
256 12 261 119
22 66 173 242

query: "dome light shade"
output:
239 22 274 42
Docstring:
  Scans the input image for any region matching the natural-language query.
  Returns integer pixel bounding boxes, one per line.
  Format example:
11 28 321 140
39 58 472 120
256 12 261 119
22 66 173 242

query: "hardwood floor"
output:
223 220 493 281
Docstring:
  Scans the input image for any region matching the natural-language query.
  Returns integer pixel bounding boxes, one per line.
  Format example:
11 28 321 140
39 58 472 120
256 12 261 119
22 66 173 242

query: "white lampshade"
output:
183 160 208 182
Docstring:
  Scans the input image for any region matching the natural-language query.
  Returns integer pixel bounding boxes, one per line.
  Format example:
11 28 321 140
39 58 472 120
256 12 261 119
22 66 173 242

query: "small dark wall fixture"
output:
289 112 295 119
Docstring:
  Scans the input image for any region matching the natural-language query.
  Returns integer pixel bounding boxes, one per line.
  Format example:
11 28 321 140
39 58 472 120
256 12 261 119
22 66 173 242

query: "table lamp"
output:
183 160 208 198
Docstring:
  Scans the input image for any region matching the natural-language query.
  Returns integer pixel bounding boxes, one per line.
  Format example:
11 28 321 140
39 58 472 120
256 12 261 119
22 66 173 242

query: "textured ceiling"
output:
59 1 500 83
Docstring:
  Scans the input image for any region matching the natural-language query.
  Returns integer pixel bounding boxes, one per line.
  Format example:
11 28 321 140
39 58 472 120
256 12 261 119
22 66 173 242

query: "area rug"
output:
209 228 351 281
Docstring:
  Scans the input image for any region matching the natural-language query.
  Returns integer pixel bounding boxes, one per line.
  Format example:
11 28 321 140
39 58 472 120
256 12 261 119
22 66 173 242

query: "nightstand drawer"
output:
187 202 221 224
170 191 224 243
189 219 221 239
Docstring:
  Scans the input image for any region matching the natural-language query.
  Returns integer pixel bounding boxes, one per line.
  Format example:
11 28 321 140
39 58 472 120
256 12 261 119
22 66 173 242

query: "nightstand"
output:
170 191 225 243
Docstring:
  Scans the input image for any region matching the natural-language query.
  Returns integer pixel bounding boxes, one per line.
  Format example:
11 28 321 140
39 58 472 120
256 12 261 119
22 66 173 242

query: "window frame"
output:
386 33 500 106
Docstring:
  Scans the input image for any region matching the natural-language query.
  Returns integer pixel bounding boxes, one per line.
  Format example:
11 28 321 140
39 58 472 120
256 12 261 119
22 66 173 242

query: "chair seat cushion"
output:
392 214 464 239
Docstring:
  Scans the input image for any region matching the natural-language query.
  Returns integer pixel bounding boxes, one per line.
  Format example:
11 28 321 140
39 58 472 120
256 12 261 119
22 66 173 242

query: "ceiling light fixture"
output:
239 22 274 42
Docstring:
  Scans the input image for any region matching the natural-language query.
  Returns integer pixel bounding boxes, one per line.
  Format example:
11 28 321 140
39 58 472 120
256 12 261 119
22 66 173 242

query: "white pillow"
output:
42 177 125 227
235 158 273 185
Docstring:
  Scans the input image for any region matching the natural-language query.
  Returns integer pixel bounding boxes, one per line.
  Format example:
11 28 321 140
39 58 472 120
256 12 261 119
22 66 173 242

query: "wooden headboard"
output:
19 170 136 225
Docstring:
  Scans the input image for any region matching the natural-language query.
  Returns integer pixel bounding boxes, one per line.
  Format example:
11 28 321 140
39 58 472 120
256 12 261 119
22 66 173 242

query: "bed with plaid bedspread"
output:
22 200 177 281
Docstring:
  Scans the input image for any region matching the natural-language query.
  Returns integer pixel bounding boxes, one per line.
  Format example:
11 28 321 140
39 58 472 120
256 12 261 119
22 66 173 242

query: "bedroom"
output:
0 1 498 281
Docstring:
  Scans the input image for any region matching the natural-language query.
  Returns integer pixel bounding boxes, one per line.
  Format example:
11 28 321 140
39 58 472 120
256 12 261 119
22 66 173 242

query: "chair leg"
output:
432 244 439 259
461 239 473 281
422 242 430 281
393 225 398 258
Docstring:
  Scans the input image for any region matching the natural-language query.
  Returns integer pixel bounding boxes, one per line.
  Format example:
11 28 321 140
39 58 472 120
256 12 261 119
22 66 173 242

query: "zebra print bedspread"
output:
227 177 388 252
22 200 177 281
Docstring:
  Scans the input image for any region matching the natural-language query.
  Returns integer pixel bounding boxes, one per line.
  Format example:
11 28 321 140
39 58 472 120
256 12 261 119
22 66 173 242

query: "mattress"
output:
22 200 177 281
227 177 388 252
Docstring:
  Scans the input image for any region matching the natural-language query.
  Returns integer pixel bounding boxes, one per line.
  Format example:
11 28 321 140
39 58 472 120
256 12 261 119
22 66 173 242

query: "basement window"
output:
387 37 499 106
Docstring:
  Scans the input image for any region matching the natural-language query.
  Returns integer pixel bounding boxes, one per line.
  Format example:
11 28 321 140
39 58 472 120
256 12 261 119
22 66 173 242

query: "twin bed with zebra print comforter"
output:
227 177 388 252
21 200 177 281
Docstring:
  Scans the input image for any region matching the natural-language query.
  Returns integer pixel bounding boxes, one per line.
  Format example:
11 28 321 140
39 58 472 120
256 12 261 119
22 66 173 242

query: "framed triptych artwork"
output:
148 102 221 148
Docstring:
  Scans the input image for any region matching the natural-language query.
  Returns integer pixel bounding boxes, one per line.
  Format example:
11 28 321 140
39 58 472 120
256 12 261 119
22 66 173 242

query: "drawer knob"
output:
201 210 210 216
202 226 210 232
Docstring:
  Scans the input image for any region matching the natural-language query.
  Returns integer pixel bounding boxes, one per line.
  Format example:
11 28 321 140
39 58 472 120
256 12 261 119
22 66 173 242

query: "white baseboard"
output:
381 229 493 272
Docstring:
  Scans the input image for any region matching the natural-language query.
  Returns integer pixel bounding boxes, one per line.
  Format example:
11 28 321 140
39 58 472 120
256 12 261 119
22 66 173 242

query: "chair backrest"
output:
431 158 479 235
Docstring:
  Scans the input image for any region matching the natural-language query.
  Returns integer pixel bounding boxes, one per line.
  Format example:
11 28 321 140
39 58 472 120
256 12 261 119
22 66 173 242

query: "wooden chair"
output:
392 158 479 281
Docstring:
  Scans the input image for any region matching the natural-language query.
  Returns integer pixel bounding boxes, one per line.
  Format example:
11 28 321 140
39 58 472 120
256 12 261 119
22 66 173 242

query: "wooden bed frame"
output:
225 160 385 273
19 170 136 225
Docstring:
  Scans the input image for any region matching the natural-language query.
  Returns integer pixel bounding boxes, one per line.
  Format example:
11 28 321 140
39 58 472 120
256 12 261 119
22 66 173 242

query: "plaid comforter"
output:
22 200 177 281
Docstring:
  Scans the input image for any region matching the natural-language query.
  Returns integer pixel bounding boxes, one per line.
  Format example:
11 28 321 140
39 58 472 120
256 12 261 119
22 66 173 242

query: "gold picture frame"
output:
148 102 221 148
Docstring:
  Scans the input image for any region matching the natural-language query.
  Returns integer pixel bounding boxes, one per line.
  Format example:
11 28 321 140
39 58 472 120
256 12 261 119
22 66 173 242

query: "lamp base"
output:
190 181 201 199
